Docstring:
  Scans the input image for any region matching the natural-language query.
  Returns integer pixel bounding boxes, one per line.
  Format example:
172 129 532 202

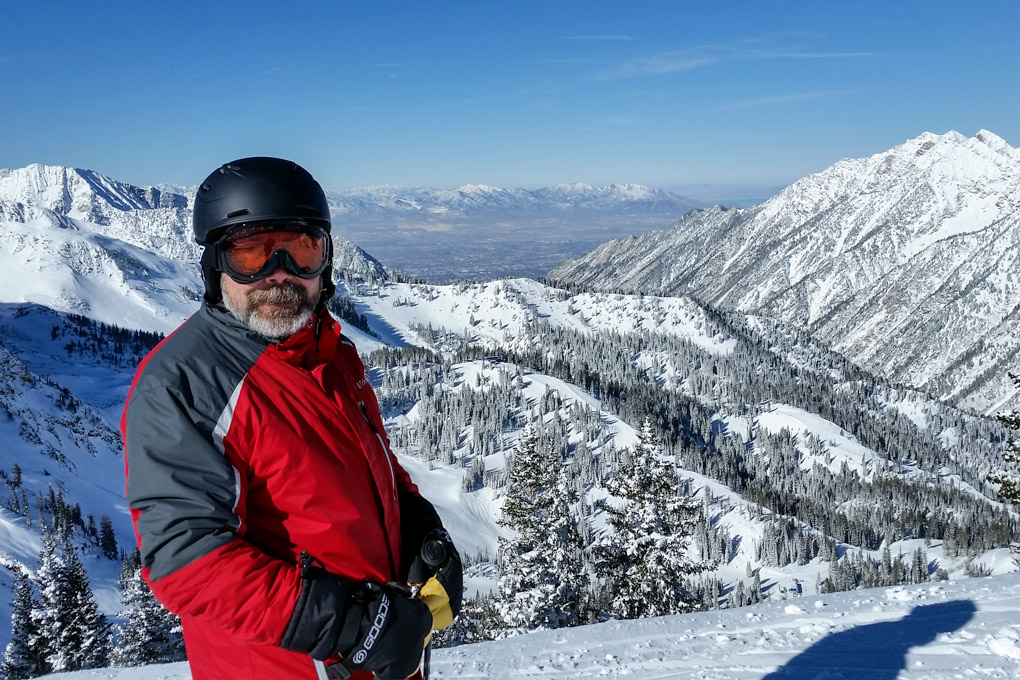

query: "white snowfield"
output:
44 572 1020 680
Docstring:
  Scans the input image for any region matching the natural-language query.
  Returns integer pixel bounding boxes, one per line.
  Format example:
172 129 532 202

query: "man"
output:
121 157 461 680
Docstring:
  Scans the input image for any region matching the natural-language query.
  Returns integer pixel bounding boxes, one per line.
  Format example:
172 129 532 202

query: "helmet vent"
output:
226 209 251 219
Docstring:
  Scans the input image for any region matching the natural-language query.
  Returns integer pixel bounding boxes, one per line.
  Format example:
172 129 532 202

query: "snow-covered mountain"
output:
0 165 194 261
551 130 1020 414
0 164 386 331
0 165 187 218
329 182 703 218
0 164 201 333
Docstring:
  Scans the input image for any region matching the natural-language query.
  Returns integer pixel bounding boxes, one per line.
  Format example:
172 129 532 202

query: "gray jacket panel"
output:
124 303 269 581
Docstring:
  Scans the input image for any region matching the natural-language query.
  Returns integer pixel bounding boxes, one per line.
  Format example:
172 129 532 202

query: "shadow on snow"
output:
761 599 976 679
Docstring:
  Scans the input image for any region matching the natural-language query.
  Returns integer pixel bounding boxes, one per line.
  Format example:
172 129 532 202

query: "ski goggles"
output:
215 224 332 282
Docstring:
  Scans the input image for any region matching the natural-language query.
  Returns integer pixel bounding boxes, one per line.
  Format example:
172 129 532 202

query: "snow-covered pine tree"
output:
910 546 929 584
112 551 185 666
99 515 118 561
63 542 111 670
433 594 496 647
545 462 588 627
28 531 61 673
30 532 110 672
1 568 47 680
594 418 705 619
750 570 763 603
988 373 1020 505
494 427 578 633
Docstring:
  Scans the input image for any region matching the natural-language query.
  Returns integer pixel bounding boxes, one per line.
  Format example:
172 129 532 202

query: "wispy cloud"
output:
599 115 639 126
581 114 642 132
718 89 848 110
0 51 50 67
601 48 722 78
600 41 884 79
259 62 313 79
755 50 885 59
563 34 635 41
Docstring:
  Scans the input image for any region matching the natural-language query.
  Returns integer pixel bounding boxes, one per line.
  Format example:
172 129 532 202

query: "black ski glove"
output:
334 582 432 680
280 557 431 679
407 528 463 629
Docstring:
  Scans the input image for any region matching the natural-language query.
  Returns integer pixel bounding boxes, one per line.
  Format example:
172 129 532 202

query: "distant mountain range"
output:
0 166 704 284
551 130 1020 414
328 182 705 218
0 164 703 226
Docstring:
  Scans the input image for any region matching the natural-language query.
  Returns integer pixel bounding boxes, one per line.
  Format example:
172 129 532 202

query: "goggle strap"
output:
200 245 218 269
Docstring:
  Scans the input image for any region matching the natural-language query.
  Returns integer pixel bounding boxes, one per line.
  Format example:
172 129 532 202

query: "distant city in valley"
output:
330 183 782 282
334 214 681 282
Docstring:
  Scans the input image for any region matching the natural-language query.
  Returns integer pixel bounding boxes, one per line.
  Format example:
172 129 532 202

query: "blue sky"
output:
2 1 1017 193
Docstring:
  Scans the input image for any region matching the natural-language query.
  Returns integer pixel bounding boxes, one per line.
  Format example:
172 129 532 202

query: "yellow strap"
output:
419 577 454 630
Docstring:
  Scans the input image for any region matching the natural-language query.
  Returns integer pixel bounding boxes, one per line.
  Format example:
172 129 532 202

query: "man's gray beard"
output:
222 282 316 340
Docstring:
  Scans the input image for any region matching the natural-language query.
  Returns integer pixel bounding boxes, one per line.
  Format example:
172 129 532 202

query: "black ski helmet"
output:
193 157 335 305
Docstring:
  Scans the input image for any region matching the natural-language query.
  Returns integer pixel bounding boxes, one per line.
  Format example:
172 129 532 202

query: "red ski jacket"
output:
122 304 437 680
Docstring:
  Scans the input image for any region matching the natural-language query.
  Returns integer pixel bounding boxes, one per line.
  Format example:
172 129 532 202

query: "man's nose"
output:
262 268 295 285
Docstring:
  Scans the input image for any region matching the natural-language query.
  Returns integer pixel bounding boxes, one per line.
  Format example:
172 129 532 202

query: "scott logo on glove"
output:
353 593 390 664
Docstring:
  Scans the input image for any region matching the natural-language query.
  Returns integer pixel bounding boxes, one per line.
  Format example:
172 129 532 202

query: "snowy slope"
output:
342 278 735 356
550 130 1020 413
0 219 201 334
0 315 139 640
43 571 1020 679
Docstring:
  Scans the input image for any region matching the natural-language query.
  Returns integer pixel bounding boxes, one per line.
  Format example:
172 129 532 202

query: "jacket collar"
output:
202 303 340 365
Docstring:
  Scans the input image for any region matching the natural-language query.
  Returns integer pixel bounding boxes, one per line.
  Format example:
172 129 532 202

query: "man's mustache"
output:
247 283 307 306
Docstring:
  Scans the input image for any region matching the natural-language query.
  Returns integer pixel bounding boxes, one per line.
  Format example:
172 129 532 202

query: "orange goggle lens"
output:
222 228 328 276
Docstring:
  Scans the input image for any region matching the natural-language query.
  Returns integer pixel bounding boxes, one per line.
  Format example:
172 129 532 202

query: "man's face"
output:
220 268 322 340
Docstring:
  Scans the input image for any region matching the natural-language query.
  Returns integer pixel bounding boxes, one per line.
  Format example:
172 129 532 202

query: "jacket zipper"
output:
359 401 399 578
359 401 397 495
